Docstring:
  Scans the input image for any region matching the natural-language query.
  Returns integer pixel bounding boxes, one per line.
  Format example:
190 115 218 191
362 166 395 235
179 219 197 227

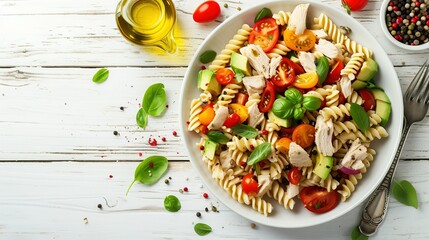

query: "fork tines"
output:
405 60 429 103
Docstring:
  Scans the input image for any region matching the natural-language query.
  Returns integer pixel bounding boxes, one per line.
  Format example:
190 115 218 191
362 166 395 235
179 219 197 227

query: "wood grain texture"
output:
0 161 427 240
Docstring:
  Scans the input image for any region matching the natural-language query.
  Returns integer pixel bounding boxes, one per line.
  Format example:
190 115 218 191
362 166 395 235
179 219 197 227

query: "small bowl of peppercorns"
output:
380 0 429 50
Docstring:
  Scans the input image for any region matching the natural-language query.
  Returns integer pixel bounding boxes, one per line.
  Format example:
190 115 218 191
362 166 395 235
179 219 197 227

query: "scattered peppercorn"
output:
113 130 119 136
199 145 205 150
211 206 218 212
196 212 202 217
97 204 102 209
203 193 209 199
172 131 177 136
250 223 256 229
164 179 170 184
148 138 157 146
237 6 241 11
120 106 125 111
109 175 113 178
138 152 143 157
179 189 184 193
224 3 228 8
169 177 172 180
149 161 154 168
184 187 189 192
205 207 209 212
161 137 166 142
201 65 206 70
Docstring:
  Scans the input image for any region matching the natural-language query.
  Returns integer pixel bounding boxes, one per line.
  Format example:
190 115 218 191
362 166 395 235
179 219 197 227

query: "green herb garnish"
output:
351 226 368 240
136 108 148 129
136 83 167 129
194 223 212 236
254 7 273 22
199 50 217 64
247 142 271 165
92 68 109 83
392 179 418 209
302 96 322 111
164 195 181 212
316 56 329 84
231 124 258 139
126 155 168 195
206 130 229 143
350 103 370 132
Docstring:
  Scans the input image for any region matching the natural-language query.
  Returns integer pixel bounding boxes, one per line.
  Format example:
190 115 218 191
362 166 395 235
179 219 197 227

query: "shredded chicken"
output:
288 142 312 167
242 75 265 95
285 183 300 200
219 150 235 171
315 39 341 60
208 105 228 130
257 174 273 197
247 104 264 128
298 51 316 73
288 3 310 35
340 76 352 98
341 139 367 170
315 115 335 156
269 56 282 78
240 44 270 78
310 29 328 39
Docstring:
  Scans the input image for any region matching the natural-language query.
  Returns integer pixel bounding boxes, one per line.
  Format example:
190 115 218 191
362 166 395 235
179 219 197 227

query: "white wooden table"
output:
0 0 428 239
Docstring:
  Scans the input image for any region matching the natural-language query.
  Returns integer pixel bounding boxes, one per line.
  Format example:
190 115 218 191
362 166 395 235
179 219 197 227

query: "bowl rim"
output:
379 0 429 51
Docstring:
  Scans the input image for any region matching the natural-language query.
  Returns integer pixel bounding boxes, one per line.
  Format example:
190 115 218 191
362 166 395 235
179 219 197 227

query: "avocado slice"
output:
268 111 293 128
375 100 391 126
230 52 251 76
203 139 218 160
313 151 333 180
351 79 368 90
370 88 391 104
356 58 378 81
197 69 221 97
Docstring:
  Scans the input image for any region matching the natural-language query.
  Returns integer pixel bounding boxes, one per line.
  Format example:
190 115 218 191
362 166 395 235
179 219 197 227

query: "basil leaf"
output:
293 107 305 120
350 103 370 132
231 124 258 139
247 142 271 165
207 130 229 143
302 96 322 111
142 83 167 117
92 68 109 83
272 98 294 119
254 7 273 22
351 226 368 240
199 50 216 64
126 156 168 195
136 108 148 129
286 51 297 59
164 195 181 212
194 223 212 236
285 88 303 104
316 56 329 85
392 179 418 209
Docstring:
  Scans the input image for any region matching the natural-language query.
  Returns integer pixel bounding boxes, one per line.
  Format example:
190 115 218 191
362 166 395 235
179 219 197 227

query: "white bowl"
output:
180 0 403 228
379 0 429 51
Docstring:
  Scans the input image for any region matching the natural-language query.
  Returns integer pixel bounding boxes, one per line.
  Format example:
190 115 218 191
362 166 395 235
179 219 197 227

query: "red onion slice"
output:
338 166 361 175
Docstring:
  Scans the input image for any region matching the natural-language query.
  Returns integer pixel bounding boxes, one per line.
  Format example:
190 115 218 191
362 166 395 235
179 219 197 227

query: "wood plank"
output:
0 161 427 239
0 67 427 161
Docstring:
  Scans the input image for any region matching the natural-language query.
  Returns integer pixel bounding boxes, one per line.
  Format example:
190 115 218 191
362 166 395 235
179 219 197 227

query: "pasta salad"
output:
187 3 391 216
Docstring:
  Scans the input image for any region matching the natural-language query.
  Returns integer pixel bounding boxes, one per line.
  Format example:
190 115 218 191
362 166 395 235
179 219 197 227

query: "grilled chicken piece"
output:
269 56 282 78
257 174 273 197
219 150 235 170
289 142 312 167
247 104 264 128
341 139 367 170
240 44 270 78
315 115 335 157
314 39 341 60
340 76 352 98
242 75 265 95
285 183 299 200
208 105 228 130
298 51 316 73
288 3 310 35
310 29 328 39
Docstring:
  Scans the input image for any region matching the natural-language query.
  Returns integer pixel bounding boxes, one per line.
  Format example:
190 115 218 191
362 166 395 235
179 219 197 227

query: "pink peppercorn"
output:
184 187 188 192
172 131 177 136
109 175 113 178
392 22 398 28
161 137 166 142
203 193 208 199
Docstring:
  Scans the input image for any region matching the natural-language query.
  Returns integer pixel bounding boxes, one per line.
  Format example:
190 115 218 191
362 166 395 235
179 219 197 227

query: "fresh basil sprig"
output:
351 226 368 240
316 56 329 85
302 96 322 111
254 7 273 22
272 98 294 119
194 223 212 236
392 179 418 209
126 155 168 195
272 88 314 121
92 68 109 83
136 83 167 129
247 142 271 165
207 130 229 143
350 103 370 132
164 195 181 212
285 88 303 104
232 124 258 139
199 50 216 64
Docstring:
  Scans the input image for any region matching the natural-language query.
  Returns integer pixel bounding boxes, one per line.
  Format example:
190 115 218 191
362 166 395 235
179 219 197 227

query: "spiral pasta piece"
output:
209 24 252 71
336 125 389 143
229 148 249 166
187 98 203 132
343 38 373 59
319 103 351 121
267 41 291 58
314 13 348 44
341 52 365 80
217 83 241 107
333 114 383 136
347 90 363 105
269 161 283 180
199 90 213 103
228 183 253 205
268 181 296 210
251 196 273 216
273 11 291 25
245 93 261 107
227 136 265 152
325 87 340 107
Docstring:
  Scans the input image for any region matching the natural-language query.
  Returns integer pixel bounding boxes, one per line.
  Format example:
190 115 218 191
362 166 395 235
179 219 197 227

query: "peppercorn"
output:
164 179 170 184
205 207 209 212
97 204 102 209
113 130 119 136
196 212 202 217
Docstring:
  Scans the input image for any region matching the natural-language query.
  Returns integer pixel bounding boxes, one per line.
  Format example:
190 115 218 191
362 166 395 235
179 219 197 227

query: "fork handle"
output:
359 119 411 236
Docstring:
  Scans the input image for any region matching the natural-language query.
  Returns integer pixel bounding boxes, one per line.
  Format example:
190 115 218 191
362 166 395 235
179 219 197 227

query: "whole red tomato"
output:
193 1 221 23
342 0 368 13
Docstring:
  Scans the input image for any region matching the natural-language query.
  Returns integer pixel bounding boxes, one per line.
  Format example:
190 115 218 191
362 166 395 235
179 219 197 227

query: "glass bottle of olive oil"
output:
116 0 177 53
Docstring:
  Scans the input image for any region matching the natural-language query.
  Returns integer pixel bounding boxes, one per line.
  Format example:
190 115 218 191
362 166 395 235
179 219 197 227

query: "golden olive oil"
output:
116 0 177 53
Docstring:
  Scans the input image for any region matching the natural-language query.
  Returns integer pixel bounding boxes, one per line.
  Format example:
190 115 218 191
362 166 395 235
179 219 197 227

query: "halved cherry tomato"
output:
275 137 292 154
283 29 317 52
230 103 248 123
324 61 344 84
248 18 279 52
287 167 302 185
299 186 339 214
215 68 235 85
287 58 305 75
193 1 221 23
258 81 275 113
292 124 315 148
223 113 241 128
342 0 368 12
358 89 376 111
293 72 318 89
234 93 249 106
271 58 296 88
198 104 215 126
338 92 346 105
242 173 259 196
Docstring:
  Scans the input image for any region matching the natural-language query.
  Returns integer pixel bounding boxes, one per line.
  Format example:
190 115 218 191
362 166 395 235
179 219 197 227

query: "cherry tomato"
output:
338 92 346 105
358 89 376 111
271 58 296 88
342 0 368 12
230 103 248 123
215 68 235 85
283 29 317 52
324 61 344 84
193 1 221 23
287 167 302 185
293 72 319 89
242 173 258 196
248 18 279 52
198 104 215 126
275 137 292 154
234 93 249 106
198 125 208 134
292 124 315 149
223 113 241 128
258 81 276 113
299 186 339 214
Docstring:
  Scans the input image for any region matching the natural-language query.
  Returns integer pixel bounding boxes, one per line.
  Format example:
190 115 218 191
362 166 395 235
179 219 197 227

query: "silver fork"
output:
359 60 429 236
